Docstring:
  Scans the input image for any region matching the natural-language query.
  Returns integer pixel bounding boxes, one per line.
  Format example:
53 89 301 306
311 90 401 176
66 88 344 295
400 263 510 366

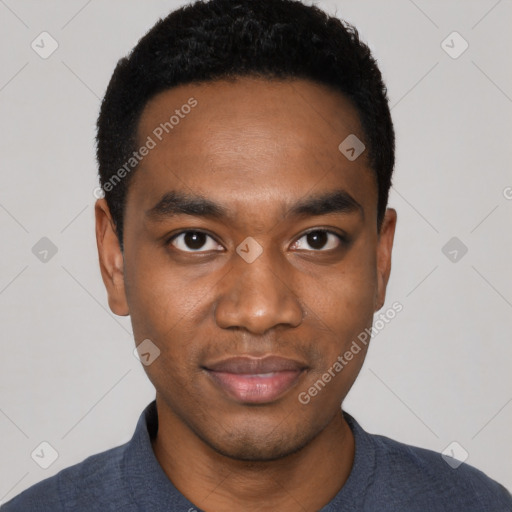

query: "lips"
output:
204 355 306 374
203 355 308 404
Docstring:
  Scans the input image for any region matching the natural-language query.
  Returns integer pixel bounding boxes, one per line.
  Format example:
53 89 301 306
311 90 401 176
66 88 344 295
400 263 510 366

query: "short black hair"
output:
96 0 395 251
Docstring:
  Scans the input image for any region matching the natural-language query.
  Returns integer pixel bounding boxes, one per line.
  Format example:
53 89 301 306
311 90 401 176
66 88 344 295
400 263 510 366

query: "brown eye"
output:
169 231 222 252
306 230 328 250
292 229 345 251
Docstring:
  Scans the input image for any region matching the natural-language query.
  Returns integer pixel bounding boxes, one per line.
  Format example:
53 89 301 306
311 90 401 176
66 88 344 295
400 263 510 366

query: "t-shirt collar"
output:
122 400 375 511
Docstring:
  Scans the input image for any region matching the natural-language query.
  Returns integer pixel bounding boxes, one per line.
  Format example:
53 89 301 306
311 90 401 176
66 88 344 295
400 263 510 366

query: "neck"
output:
151 395 355 512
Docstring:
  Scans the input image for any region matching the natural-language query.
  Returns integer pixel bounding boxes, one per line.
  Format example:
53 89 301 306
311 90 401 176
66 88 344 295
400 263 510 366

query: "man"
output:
3 0 511 510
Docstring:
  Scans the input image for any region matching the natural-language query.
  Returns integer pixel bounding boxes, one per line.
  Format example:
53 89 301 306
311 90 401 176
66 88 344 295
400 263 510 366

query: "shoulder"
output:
1 443 132 512
369 430 512 511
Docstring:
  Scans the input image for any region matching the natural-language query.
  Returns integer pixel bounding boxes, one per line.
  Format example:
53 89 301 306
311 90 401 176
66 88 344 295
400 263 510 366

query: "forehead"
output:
128 77 376 220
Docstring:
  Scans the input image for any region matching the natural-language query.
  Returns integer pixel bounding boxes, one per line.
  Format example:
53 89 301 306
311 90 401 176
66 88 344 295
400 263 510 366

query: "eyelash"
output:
166 228 349 253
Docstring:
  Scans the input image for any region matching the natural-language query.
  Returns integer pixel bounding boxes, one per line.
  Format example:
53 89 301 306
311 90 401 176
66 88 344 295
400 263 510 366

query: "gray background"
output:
1 0 511 503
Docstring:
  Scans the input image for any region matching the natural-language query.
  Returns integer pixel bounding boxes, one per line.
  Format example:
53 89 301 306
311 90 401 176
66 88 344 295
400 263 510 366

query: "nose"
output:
214 247 304 335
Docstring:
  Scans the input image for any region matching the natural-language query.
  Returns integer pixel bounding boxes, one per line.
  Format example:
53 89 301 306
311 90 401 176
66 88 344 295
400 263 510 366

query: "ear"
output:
95 198 130 316
374 208 397 312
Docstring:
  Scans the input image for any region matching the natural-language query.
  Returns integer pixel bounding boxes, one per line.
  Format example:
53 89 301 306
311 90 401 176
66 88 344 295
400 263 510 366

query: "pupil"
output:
307 231 327 249
185 231 206 250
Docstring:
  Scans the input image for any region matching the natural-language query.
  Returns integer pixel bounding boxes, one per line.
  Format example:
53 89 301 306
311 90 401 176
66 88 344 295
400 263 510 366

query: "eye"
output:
168 231 223 253
291 229 346 251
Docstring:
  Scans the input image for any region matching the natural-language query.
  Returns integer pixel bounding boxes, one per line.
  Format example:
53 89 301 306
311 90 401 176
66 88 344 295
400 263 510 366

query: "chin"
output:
199 423 315 463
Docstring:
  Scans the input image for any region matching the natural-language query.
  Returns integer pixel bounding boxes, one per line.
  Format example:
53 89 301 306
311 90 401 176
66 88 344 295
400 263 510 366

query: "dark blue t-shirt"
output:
2 400 511 511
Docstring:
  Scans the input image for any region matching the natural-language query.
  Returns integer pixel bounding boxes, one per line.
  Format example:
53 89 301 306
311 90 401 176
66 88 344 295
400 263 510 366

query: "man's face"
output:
96 77 396 461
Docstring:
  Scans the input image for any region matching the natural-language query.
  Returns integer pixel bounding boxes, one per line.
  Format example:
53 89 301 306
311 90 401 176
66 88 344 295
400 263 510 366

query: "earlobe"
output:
374 208 397 312
95 198 130 316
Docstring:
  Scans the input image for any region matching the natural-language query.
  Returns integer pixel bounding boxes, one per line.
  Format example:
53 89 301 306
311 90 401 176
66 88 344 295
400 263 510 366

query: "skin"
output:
95 76 397 511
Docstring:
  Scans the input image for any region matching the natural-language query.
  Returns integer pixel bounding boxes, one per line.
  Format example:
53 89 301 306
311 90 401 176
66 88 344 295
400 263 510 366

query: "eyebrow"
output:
287 189 364 220
145 189 364 222
145 191 227 221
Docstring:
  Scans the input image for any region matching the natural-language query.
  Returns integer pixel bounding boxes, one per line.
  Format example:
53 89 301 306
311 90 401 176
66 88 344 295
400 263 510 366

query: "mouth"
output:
202 355 308 404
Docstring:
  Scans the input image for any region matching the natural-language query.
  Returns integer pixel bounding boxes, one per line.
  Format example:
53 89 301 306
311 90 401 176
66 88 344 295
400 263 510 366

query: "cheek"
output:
296 242 378 381
304 242 377 323
124 254 204 346
125 264 207 393
124 252 218 389
296 256 376 406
